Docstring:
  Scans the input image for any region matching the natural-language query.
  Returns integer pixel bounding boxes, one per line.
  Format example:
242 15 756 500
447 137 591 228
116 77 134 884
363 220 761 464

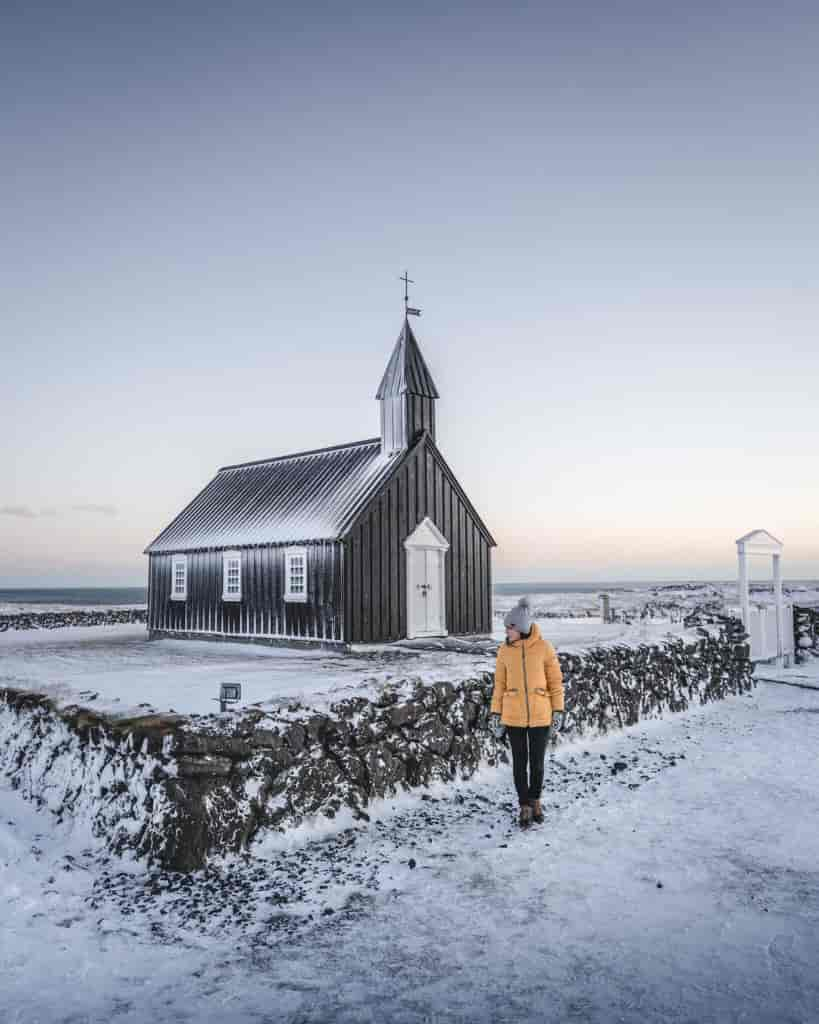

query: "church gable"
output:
340 430 495 644
341 431 495 548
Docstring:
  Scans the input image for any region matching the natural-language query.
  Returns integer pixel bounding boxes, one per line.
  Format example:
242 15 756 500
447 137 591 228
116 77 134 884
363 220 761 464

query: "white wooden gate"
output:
747 603 794 663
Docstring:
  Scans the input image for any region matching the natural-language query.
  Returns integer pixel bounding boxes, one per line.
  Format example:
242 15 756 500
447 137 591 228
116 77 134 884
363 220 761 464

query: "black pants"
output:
507 726 550 806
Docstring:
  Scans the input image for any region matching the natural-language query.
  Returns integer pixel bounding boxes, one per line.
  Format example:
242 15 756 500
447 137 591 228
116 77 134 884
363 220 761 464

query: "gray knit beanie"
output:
503 597 532 633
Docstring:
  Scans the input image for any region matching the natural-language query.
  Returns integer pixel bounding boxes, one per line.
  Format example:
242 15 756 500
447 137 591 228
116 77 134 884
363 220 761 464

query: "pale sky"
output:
3 1 818 586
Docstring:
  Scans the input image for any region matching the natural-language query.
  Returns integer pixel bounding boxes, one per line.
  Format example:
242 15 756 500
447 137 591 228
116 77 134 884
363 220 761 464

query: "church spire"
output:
376 317 439 455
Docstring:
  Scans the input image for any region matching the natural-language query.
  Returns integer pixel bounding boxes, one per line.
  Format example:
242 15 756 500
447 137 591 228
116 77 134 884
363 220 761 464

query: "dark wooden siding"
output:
343 437 493 643
147 541 344 642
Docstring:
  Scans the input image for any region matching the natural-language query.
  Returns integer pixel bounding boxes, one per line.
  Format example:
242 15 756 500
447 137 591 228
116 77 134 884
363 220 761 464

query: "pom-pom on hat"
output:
503 597 532 634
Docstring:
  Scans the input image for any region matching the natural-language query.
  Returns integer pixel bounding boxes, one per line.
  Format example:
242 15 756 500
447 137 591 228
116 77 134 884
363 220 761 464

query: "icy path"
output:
2 681 818 1024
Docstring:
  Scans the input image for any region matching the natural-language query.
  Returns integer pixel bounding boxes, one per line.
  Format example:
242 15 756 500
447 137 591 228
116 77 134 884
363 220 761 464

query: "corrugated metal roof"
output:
144 438 400 554
375 318 439 399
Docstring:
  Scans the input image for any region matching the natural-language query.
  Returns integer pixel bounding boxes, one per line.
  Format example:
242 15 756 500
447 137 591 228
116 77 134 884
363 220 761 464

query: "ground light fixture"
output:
215 682 242 713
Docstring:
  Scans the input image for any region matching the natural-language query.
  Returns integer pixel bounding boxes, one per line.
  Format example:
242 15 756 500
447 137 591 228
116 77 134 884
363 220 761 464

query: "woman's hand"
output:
551 710 565 732
490 713 506 739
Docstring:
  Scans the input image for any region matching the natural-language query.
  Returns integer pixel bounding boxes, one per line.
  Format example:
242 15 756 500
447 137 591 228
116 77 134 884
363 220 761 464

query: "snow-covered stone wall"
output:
793 605 819 662
0 620 753 872
0 689 179 862
0 608 147 632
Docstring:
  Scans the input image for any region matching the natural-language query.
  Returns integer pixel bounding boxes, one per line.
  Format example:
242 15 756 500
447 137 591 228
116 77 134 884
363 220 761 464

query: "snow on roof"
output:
144 438 400 554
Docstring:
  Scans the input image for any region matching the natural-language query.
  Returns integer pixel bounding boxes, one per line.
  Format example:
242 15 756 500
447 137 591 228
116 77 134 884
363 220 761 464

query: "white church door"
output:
404 517 450 639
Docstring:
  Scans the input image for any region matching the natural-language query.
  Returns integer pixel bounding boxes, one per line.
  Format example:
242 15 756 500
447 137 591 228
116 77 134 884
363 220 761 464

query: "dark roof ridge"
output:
219 437 381 473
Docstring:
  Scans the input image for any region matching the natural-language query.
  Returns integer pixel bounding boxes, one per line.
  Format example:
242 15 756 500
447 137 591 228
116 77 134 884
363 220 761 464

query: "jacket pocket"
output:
531 688 551 718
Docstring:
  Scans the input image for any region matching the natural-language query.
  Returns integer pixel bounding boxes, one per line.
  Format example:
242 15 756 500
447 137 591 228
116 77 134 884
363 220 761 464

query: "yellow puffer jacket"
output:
491 622 565 727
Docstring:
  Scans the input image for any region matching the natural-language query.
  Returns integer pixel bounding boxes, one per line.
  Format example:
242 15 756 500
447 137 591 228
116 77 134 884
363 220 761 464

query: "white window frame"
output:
222 550 242 602
171 555 187 601
284 546 308 603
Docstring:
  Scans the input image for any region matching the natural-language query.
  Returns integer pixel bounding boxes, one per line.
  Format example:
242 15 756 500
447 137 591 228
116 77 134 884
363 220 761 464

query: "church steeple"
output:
376 317 439 455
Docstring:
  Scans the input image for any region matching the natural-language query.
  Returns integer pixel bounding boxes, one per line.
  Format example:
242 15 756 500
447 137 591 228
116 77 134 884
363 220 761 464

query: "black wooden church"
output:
144 315 495 645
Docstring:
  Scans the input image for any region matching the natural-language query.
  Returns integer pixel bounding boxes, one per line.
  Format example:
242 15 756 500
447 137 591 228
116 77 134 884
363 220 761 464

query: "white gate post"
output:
773 551 784 667
737 540 750 630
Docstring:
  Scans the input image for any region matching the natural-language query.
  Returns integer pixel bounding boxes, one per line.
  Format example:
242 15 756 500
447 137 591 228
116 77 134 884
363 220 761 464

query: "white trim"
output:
339 542 345 643
171 555 187 601
489 543 494 626
403 516 450 552
222 550 242 602
153 627 345 646
735 528 783 552
284 546 308 603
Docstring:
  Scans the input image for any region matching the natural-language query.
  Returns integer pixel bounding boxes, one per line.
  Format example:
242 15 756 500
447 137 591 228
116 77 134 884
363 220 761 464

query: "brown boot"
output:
519 804 532 828
531 799 544 824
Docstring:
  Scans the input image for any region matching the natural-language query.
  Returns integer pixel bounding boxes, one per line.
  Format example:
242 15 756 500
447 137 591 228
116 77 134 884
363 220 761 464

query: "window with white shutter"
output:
222 551 242 601
284 547 308 603
171 555 187 601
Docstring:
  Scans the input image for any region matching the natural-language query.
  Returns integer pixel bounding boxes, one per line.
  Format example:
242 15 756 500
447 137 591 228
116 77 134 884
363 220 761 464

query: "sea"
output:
0 588 148 607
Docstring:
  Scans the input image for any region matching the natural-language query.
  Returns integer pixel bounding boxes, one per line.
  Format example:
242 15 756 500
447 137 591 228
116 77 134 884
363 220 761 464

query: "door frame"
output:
404 516 450 639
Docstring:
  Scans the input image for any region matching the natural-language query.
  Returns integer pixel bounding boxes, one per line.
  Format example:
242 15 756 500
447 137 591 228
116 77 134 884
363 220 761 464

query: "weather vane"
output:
400 270 421 317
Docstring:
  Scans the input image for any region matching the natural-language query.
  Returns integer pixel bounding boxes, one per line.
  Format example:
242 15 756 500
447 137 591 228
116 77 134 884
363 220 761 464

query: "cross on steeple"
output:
399 270 421 317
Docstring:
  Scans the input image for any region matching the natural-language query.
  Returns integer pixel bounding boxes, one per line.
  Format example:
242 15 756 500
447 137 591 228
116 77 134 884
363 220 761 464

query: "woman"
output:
490 597 565 828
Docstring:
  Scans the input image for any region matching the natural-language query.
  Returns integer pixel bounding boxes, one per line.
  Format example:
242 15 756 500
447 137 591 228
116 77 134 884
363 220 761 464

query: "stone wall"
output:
793 605 819 662
0 619 753 872
0 608 147 632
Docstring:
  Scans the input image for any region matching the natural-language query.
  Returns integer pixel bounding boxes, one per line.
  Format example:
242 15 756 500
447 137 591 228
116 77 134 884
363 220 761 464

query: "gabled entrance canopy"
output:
735 529 783 556
404 516 450 551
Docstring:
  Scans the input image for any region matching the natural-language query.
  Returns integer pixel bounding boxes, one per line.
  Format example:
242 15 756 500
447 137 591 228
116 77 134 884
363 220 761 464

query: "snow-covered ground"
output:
0 624 491 719
0 617 693 720
2 679 817 1023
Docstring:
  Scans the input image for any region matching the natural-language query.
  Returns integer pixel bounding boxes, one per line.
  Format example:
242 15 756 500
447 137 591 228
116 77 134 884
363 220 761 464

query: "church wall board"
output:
147 541 344 644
